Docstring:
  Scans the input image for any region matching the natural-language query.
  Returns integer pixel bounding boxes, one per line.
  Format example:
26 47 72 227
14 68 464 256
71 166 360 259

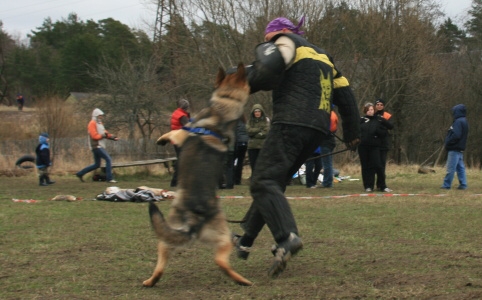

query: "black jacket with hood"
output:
445 104 468 152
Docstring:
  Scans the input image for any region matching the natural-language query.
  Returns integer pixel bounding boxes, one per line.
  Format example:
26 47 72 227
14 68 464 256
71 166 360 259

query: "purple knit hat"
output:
264 16 305 35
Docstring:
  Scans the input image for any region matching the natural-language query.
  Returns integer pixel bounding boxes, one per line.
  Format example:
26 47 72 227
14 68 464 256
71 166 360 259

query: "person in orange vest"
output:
169 98 191 187
318 109 339 188
374 98 394 192
76 108 119 183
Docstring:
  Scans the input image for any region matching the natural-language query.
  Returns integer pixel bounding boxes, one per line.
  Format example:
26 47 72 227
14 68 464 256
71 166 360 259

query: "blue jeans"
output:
320 146 334 187
77 148 114 181
442 151 467 189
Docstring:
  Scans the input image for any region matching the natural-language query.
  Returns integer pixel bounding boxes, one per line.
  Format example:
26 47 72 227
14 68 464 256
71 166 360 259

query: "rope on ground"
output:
220 193 482 200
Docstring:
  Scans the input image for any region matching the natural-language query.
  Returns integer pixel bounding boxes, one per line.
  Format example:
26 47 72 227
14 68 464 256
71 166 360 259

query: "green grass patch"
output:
1 168 482 299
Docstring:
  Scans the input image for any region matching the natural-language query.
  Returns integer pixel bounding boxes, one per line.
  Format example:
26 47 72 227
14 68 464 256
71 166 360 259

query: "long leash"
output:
305 133 353 162
305 147 351 161
227 134 352 224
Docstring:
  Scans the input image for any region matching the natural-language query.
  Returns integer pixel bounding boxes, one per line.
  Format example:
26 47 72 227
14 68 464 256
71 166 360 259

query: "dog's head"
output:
215 63 250 96
156 64 249 150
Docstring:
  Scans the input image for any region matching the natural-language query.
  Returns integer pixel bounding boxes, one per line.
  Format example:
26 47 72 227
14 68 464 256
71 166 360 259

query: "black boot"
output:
45 175 55 185
39 175 48 186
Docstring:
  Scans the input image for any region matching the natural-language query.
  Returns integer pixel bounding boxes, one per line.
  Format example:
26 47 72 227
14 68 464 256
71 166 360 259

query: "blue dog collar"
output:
182 126 223 140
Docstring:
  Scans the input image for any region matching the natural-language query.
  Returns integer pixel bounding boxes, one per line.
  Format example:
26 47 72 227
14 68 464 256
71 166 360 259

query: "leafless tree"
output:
87 55 169 152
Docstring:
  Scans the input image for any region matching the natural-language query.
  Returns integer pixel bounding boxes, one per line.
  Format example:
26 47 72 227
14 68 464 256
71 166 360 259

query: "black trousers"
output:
248 148 261 174
170 145 181 187
376 149 388 189
220 150 234 188
233 142 247 184
305 155 322 187
358 145 385 190
241 124 323 243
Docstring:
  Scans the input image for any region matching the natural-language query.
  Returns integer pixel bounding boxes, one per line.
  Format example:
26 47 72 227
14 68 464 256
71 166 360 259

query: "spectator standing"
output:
233 16 361 278
305 146 322 188
358 103 393 192
16 94 25 111
441 104 468 190
76 108 119 183
169 99 191 187
35 133 55 186
234 117 249 185
318 110 339 188
220 139 235 189
246 104 270 174
374 98 393 191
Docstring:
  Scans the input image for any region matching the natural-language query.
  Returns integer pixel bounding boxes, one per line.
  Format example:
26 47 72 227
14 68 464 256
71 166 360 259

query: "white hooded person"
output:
76 108 119 183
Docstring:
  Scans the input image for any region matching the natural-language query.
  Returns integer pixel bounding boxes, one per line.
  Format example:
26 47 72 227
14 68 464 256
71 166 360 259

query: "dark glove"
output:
345 138 360 151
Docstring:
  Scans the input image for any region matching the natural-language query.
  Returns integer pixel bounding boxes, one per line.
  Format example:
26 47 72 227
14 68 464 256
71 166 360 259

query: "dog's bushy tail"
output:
148 202 191 245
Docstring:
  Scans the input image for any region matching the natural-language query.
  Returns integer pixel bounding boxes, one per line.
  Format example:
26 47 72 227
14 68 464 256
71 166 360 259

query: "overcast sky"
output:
1 0 155 40
0 0 474 41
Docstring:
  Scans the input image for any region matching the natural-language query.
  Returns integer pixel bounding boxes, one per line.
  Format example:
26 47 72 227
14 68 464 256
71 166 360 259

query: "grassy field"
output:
1 166 482 299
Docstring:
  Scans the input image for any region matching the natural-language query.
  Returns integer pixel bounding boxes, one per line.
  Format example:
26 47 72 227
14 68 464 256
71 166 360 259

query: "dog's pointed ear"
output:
215 67 226 88
236 63 246 78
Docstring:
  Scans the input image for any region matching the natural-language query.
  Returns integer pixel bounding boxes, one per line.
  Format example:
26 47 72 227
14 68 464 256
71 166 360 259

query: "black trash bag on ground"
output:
96 189 163 202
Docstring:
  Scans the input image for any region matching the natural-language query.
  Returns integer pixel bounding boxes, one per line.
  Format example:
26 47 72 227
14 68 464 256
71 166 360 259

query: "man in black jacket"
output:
233 16 361 278
374 98 394 192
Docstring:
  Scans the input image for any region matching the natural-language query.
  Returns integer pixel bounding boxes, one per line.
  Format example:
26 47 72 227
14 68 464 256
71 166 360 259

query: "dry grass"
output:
0 103 171 177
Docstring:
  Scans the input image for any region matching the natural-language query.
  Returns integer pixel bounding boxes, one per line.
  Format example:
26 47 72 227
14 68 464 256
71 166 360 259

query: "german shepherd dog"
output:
142 63 252 287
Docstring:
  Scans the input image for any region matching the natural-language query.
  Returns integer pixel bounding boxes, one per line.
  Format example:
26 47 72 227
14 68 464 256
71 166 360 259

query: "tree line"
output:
1 0 482 167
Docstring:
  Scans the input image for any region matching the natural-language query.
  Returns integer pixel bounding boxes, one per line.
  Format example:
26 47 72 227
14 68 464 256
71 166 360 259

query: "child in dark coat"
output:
35 133 55 186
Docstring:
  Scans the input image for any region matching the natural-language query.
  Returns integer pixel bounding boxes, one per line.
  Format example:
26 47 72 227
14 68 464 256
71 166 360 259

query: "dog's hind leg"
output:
215 241 252 285
142 241 170 287
212 226 253 286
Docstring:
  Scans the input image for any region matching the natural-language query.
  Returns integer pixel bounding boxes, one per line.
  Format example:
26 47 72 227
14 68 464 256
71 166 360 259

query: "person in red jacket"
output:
169 99 190 187
16 94 25 111
76 108 118 183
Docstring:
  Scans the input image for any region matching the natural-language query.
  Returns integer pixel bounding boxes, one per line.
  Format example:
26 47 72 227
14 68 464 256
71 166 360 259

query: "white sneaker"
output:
365 188 372 192
108 180 118 183
383 188 393 192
